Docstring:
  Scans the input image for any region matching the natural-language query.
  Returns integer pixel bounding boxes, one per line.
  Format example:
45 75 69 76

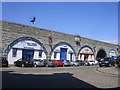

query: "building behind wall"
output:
1 20 118 64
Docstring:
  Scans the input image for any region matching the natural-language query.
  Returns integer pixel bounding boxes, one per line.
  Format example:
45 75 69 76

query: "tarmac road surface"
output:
1 66 119 88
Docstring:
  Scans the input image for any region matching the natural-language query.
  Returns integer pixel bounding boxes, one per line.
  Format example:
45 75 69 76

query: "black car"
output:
99 57 115 67
0 57 8 67
14 59 34 67
79 60 87 66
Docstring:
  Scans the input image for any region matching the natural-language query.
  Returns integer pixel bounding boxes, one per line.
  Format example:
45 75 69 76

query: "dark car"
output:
14 58 34 67
33 59 45 67
99 57 115 67
0 57 8 67
44 60 56 67
61 60 71 66
79 60 86 66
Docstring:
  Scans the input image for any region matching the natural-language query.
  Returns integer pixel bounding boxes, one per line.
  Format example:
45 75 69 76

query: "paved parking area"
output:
1 66 120 88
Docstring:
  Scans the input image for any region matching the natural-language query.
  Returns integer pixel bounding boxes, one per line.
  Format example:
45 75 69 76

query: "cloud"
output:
100 40 118 44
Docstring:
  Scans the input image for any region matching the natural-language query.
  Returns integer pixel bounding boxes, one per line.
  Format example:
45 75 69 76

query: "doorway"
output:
60 48 67 60
22 49 34 60
84 54 89 61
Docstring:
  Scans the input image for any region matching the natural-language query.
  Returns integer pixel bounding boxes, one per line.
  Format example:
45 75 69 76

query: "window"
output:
12 48 17 57
54 52 57 59
39 50 42 58
70 53 73 61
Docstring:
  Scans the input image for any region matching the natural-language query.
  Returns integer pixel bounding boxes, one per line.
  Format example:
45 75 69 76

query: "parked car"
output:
44 60 56 67
99 57 115 67
83 61 90 66
70 61 74 66
79 60 86 66
72 60 89 66
0 57 8 67
61 60 71 66
33 59 45 67
115 55 120 68
54 60 63 67
14 58 34 67
88 60 98 65
72 60 81 66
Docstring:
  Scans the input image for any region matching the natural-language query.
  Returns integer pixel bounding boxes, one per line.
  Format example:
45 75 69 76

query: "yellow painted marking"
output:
93 68 118 77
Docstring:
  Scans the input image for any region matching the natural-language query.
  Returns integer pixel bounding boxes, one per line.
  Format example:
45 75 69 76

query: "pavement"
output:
96 67 120 77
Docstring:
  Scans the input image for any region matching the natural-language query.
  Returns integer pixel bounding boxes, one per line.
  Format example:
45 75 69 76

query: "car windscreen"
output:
58 60 63 62
89 61 94 62
40 60 44 62
49 60 55 62
104 58 111 61
34 59 40 61
18 59 22 61
0 57 7 60
66 60 70 62
23 60 32 62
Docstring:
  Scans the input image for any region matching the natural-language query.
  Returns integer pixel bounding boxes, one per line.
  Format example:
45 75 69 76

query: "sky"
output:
2 2 118 44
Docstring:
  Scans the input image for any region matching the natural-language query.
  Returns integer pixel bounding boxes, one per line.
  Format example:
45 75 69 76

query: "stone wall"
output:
1 20 118 58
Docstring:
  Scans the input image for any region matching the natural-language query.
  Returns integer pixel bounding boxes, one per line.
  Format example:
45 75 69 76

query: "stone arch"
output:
78 45 95 61
6 37 48 64
50 42 76 61
96 48 107 61
5 37 47 55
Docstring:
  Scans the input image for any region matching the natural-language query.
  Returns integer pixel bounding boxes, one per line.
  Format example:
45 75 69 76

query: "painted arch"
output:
50 42 76 61
78 45 95 61
109 49 117 59
6 37 48 64
5 37 47 55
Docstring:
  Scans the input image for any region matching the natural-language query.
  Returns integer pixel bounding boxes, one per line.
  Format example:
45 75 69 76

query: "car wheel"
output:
34 64 37 67
109 64 112 67
99 64 102 67
14 63 16 66
115 64 118 68
46 64 49 67
55 64 57 67
21 64 24 67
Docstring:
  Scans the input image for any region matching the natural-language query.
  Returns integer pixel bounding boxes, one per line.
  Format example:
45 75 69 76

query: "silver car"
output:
61 60 71 66
33 59 45 67
71 60 81 66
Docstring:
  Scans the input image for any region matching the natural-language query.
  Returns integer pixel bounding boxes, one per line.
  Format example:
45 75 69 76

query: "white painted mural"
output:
8 40 46 64
78 47 94 61
51 44 75 61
